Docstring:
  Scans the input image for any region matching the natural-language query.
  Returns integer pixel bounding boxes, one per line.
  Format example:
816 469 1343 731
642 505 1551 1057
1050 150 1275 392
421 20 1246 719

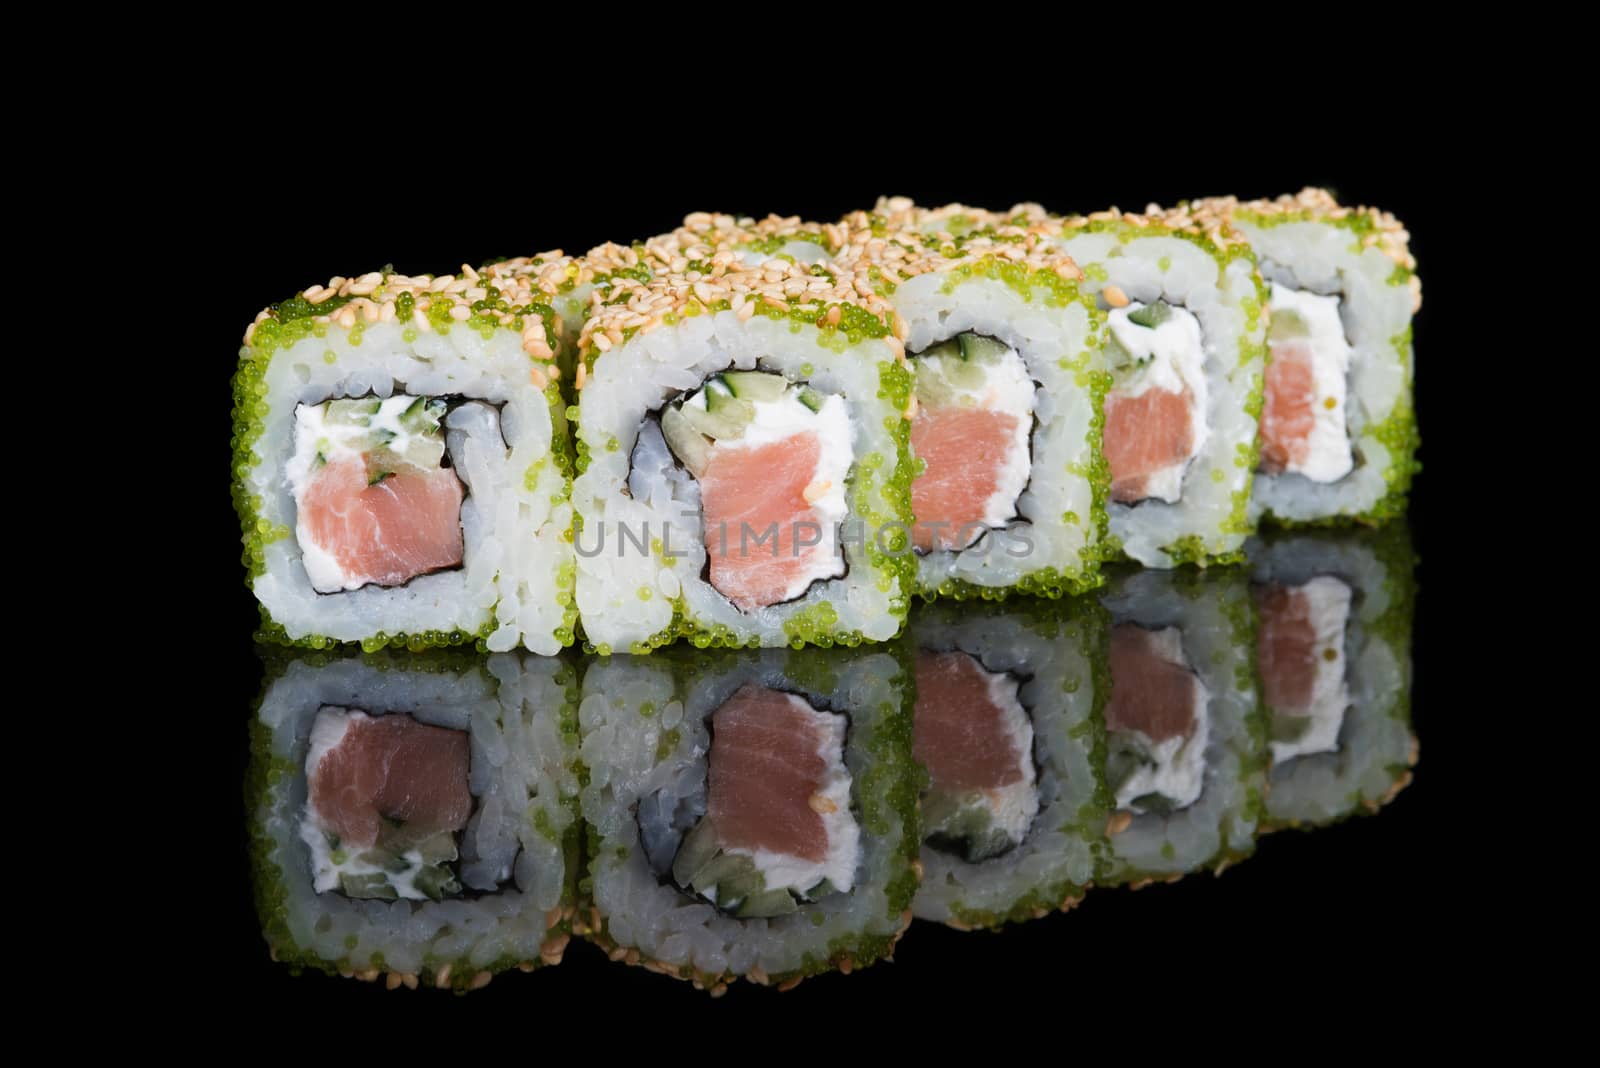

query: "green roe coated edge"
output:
578 330 913 656
1231 206 1420 529
246 649 581 991
231 280 571 653
578 643 920 992
1077 219 1266 568
923 259 1110 601
943 600 1114 929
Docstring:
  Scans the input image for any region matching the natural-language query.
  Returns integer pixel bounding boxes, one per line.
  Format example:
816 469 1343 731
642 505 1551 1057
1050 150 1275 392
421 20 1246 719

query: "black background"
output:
179 131 1479 1027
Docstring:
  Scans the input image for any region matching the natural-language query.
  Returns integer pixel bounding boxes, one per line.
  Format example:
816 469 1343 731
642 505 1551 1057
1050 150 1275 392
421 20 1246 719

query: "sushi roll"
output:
232 258 578 655
576 644 918 993
834 200 1108 600
248 649 581 990
569 225 915 653
1187 189 1420 525
909 599 1109 929
1249 526 1417 830
1100 568 1266 884
1017 203 1268 568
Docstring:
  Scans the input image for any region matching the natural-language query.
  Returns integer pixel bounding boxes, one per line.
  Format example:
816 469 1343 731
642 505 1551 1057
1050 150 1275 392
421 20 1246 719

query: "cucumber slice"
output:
356 847 410 874
413 863 462 902
399 397 445 434
803 878 836 901
737 889 799 918
798 387 825 413
919 338 961 361
723 371 788 402
1268 308 1310 343
326 398 382 426
914 363 956 409
339 873 399 901
680 395 754 441
1270 711 1315 744
703 376 735 409
943 356 986 391
661 407 712 476
958 333 1011 363
413 830 459 865
1127 302 1172 329
1127 792 1180 817
1103 334 1137 373
671 818 721 888
689 852 757 898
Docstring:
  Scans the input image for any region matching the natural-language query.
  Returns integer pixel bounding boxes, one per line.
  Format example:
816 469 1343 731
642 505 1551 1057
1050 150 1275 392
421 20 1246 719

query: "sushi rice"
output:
1018 202 1269 569
569 225 915 654
232 258 580 655
910 599 1110 930
1247 525 1417 830
1187 189 1421 525
1100 567 1267 883
248 650 581 990
835 200 1109 600
577 644 918 992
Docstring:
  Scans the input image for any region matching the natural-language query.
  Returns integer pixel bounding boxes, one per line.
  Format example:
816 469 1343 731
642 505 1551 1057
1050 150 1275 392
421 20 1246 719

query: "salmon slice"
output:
1105 625 1199 743
1260 343 1317 475
912 651 1027 791
910 406 1023 551
709 685 829 862
1103 387 1195 503
309 712 472 850
697 432 830 611
1255 583 1320 709
300 454 465 589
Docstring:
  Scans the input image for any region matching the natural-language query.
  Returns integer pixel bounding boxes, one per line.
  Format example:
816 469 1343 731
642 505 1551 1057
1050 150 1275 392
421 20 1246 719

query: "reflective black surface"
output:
244 527 1416 998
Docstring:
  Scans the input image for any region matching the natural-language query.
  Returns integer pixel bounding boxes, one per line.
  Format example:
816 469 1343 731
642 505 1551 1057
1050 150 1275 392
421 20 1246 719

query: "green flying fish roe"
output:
920 269 1108 600
234 271 574 653
1079 217 1264 568
941 601 1112 929
247 650 578 989
586 643 920 991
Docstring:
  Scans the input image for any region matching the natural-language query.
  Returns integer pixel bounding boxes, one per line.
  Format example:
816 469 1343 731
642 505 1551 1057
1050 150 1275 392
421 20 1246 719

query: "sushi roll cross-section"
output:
578 645 918 992
1187 189 1420 525
233 258 581 655
249 651 582 990
835 200 1108 600
909 601 1108 930
570 222 915 653
1248 527 1417 829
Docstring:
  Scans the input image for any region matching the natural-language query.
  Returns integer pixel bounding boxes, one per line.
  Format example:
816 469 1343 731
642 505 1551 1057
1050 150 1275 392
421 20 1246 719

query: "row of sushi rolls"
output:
238 190 1420 992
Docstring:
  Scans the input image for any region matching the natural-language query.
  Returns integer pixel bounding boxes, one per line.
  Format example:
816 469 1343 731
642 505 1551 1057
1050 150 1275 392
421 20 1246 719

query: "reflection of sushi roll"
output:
249 651 580 990
570 227 914 653
1248 527 1416 830
833 201 1107 599
1016 204 1267 568
1188 190 1420 525
233 260 578 654
577 644 918 992
910 599 1109 929
1100 569 1265 883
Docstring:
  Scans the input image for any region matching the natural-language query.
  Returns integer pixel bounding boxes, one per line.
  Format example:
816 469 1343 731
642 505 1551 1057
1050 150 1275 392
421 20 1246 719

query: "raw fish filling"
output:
300 707 472 901
1101 301 1209 505
912 651 1039 862
657 372 851 612
1104 624 1210 815
1255 575 1353 764
1259 284 1354 482
655 685 860 918
909 334 1036 553
288 395 465 593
